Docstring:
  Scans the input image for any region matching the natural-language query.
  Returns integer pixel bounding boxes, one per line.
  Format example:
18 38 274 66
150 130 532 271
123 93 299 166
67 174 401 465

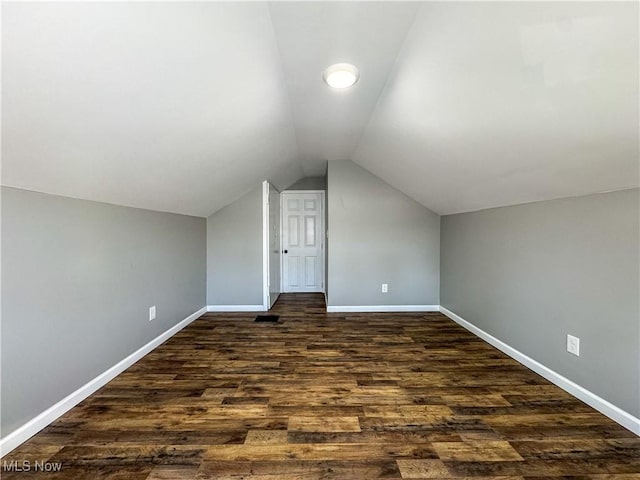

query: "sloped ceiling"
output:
269 2 419 177
2 2 302 217
353 2 639 214
2 2 638 217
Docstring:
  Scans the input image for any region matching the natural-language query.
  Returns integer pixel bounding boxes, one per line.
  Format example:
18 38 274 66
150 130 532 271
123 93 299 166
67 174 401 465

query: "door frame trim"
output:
262 181 270 310
280 190 326 294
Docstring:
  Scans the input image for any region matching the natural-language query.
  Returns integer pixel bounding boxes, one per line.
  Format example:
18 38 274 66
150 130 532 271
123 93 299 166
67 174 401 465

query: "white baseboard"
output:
0 306 207 456
327 305 439 313
207 305 265 312
439 306 640 436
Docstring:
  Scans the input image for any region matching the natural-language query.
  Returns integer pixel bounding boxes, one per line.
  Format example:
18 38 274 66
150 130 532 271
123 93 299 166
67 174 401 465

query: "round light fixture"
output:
323 63 359 89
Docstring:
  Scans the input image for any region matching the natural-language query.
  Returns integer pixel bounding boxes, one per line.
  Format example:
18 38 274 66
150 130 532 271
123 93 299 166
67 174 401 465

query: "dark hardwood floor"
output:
2 293 639 479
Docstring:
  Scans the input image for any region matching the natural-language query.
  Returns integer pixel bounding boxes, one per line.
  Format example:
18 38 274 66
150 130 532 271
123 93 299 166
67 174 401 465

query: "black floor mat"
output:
255 315 280 323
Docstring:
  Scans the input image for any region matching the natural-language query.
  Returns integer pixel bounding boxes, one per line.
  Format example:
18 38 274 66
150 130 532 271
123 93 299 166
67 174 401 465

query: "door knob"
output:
283 249 288 254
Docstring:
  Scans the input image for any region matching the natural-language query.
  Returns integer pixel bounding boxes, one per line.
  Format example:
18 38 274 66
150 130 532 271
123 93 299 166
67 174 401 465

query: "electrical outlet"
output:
567 334 580 356
149 306 156 321
381 283 388 293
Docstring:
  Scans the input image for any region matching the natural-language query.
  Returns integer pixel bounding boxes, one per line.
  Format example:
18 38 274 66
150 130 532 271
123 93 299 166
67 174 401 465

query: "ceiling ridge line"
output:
266 1 307 181
348 3 424 163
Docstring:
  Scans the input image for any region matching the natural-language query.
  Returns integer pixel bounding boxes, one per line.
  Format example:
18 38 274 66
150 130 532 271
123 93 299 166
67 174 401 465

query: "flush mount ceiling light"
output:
323 63 359 89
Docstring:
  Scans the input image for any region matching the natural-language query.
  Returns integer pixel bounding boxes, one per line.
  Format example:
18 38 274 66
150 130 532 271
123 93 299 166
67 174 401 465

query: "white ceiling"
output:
269 2 419 177
2 2 301 217
2 2 638 217
353 2 639 214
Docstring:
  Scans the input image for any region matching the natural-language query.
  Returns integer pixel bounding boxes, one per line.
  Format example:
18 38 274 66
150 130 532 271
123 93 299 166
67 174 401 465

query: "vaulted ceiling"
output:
3 2 638 217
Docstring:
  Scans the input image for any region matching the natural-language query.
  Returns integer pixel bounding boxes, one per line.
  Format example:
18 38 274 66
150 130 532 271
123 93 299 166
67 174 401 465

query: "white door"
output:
268 184 281 307
282 192 324 292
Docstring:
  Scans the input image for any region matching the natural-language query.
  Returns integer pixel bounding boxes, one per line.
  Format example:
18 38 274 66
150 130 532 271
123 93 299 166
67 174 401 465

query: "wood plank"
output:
396 459 453 478
431 440 524 462
244 430 289 445
288 416 361 433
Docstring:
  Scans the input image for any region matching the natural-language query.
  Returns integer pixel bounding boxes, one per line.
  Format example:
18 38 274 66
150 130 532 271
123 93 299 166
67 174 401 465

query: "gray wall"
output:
1 187 206 437
327 161 440 307
286 176 326 191
441 188 640 417
207 185 263 305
